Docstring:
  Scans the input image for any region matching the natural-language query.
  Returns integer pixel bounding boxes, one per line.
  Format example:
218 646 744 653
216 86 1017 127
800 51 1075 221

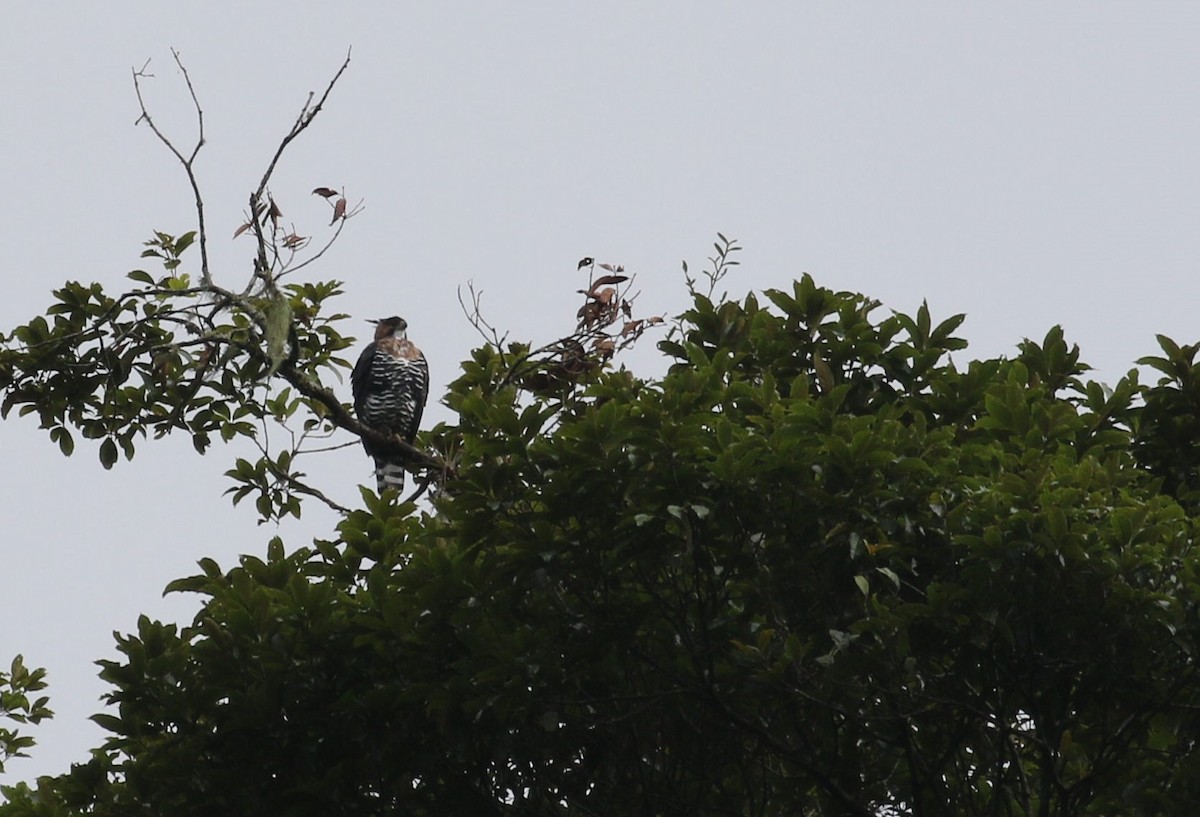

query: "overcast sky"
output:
4 2 1200 784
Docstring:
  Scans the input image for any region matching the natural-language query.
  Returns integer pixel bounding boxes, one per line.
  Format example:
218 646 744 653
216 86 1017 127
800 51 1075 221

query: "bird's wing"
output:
408 353 431 441
350 342 375 417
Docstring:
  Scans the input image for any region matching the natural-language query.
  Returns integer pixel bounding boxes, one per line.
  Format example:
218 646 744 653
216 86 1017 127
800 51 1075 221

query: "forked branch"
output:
120 48 451 517
133 50 215 288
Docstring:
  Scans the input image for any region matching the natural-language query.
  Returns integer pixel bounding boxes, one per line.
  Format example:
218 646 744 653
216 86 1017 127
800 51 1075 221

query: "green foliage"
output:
0 657 51 776
0 231 357 521
1134 334 1200 507
8 263 1200 815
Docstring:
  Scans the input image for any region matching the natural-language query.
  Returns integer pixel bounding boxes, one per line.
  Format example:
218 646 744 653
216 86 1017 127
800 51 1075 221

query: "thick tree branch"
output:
124 47 451 515
276 359 447 475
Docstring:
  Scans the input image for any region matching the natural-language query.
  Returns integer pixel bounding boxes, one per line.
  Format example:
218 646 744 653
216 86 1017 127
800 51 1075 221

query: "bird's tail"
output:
374 458 406 495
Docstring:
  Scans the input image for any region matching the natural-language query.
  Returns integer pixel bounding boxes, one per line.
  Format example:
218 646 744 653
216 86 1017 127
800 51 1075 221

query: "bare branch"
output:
283 477 352 515
248 49 353 286
457 258 663 398
274 357 447 476
457 282 508 349
121 48 450 515
131 51 215 289
275 203 359 282
297 440 359 455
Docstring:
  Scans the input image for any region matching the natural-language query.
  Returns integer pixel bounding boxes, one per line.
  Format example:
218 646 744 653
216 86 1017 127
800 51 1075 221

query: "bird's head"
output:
369 316 408 340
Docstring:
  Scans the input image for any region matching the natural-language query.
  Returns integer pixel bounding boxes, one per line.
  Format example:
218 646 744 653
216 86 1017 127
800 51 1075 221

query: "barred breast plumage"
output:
350 316 429 494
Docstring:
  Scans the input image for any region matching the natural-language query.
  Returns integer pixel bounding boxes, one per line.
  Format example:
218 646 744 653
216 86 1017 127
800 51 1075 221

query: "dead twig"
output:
132 50 217 290
125 46 451 515
250 49 353 287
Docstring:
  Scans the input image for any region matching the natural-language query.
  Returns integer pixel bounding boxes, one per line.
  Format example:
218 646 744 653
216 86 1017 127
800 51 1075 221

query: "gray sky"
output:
4 2 1200 783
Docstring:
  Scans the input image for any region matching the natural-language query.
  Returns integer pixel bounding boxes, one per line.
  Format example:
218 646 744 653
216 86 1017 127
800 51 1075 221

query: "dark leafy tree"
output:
5 56 1200 817
6 260 1200 814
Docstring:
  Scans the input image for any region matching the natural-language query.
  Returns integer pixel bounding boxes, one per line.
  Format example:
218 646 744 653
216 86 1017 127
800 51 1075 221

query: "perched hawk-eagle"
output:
350 316 429 494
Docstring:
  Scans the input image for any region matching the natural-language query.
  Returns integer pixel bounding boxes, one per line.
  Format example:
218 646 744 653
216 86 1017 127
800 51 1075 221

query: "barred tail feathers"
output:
374 458 406 495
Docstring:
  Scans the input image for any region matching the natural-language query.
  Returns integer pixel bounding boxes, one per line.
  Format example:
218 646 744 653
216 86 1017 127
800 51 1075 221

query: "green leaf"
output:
173 231 197 256
163 575 211 595
99 438 118 470
50 426 75 457
89 713 125 734
263 291 295 375
127 269 156 285
875 566 900 591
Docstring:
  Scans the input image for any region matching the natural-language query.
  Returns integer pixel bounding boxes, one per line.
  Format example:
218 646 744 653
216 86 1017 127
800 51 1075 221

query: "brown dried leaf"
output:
312 187 339 198
595 287 616 305
558 338 590 375
282 233 309 250
577 257 594 270
576 302 601 328
647 315 664 325
598 262 615 272
594 337 616 358
331 197 347 225
590 274 629 291
233 222 253 239
621 320 643 337
621 301 633 318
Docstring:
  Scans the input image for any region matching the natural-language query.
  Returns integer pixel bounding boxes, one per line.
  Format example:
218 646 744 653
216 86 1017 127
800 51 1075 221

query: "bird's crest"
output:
370 316 407 340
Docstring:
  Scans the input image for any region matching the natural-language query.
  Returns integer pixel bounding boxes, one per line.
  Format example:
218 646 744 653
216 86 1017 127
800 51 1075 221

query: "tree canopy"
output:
5 259 1200 814
6 56 1200 817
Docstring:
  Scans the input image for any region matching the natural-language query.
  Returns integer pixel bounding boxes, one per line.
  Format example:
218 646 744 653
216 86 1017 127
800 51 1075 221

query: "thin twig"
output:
131 51 217 289
249 48 353 284
128 47 450 509
171 49 210 282
457 281 508 349
286 477 352 515
297 440 359 455
275 208 354 281
254 48 352 202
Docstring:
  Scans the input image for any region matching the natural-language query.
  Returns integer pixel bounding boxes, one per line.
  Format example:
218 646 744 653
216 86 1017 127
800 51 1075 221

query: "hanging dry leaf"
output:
598 262 615 272
331 197 347 225
577 257 594 270
577 302 601 328
590 274 629 290
233 222 252 239
312 187 339 198
595 287 616 305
